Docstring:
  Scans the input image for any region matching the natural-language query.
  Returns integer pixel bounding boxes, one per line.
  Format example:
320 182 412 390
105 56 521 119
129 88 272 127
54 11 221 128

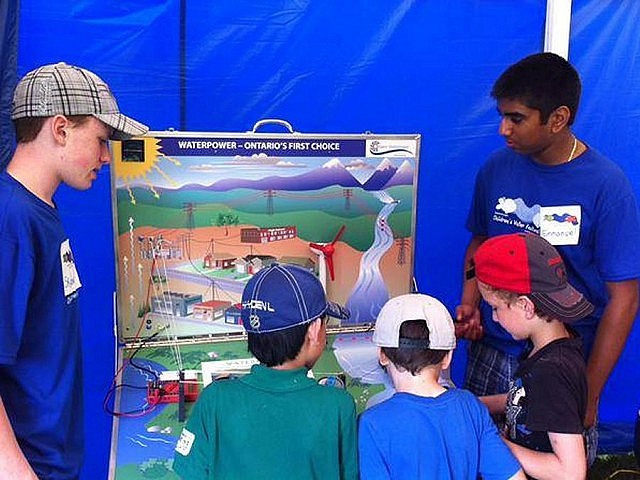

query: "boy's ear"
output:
51 115 69 145
378 347 389 367
548 105 571 133
441 350 453 370
306 317 322 345
517 296 536 318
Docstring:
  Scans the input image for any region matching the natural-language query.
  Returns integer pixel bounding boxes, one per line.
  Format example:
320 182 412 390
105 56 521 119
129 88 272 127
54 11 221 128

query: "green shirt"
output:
173 364 358 479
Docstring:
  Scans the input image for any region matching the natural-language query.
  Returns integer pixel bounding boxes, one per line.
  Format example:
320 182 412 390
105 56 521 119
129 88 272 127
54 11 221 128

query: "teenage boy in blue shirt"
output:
0 63 147 480
457 53 640 446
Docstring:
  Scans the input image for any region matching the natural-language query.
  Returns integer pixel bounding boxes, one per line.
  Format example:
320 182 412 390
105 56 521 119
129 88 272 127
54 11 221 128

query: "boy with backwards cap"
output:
358 293 525 480
0 63 147 479
173 263 358 480
473 233 593 480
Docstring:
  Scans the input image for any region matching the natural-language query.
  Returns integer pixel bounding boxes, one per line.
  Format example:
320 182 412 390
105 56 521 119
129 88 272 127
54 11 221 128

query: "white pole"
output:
544 0 573 59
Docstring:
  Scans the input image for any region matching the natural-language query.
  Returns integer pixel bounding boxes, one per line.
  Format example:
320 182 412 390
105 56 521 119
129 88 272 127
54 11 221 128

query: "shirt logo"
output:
492 197 581 246
493 196 541 231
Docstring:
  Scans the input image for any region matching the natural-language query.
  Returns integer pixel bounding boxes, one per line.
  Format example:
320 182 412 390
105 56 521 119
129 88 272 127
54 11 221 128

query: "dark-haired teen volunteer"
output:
456 54 640 445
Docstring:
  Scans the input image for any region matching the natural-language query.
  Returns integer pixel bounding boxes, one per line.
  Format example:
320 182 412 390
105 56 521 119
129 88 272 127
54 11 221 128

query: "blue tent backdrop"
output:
0 0 18 170
8 1 640 478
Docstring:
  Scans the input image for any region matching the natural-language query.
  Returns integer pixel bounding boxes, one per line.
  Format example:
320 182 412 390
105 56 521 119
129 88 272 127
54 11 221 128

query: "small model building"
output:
192 300 233 322
240 226 297 243
150 291 203 317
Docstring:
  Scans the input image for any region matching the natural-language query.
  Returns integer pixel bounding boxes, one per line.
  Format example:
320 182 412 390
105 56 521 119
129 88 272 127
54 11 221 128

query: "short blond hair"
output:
480 282 553 322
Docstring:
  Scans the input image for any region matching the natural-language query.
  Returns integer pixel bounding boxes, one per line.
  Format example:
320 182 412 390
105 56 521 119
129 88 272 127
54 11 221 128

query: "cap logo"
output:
242 300 275 312
548 256 562 266
249 314 261 330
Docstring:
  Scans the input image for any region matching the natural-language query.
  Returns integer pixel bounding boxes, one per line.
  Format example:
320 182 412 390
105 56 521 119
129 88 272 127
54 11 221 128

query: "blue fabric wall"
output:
570 0 640 446
13 1 639 478
0 0 19 170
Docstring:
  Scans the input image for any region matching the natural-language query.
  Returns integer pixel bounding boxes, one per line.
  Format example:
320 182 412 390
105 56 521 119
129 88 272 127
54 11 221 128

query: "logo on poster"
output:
367 139 416 157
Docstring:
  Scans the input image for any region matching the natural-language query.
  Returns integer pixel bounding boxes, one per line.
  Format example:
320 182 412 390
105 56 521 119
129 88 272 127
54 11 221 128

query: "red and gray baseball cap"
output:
473 233 593 322
11 62 148 140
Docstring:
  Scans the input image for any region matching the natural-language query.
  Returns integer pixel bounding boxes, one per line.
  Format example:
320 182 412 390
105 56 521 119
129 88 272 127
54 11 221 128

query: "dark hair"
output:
491 52 581 125
381 320 448 375
14 114 92 143
247 321 311 367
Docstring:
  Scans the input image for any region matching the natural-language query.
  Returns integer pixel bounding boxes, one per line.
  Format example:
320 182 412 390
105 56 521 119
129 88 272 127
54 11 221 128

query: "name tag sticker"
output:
540 205 581 246
175 428 196 456
60 239 82 297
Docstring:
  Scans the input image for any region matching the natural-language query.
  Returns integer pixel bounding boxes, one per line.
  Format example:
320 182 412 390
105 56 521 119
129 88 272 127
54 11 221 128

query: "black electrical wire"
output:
103 329 165 416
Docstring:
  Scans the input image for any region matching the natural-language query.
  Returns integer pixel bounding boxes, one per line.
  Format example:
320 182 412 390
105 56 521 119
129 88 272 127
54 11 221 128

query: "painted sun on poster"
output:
111 131 420 342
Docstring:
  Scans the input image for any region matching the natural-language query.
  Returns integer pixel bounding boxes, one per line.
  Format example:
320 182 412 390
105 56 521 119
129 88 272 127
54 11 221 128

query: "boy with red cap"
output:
473 233 593 480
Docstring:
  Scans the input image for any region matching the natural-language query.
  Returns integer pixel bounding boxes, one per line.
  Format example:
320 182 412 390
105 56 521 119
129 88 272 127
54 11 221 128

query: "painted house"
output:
192 300 232 322
203 252 236 270
224 304 243 325
234 254 277 275
279 256 316 273
150 291 203 317
240 226 297 244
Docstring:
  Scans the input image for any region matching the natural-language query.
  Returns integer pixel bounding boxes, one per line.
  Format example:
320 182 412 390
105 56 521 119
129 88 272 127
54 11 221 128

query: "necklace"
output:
566 136 578 163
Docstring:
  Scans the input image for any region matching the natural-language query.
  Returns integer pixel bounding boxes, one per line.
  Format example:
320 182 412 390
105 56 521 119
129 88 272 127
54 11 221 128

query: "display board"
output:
111 125 421 343
108 125 421 477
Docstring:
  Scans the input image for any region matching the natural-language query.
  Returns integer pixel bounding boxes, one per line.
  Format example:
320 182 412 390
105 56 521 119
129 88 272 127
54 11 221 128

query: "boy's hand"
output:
455 304 484 340
584 396 599 428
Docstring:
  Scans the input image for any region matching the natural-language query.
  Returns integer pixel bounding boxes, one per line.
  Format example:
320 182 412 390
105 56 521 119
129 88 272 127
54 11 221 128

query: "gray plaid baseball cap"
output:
11 62 148 140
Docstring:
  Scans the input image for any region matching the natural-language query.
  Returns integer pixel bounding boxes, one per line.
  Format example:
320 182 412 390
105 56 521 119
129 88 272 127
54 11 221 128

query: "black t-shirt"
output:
505 335 587 452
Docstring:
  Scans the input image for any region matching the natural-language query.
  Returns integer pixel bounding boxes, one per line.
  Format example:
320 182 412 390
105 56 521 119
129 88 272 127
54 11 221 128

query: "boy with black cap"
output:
0 62 147 479
173 263 357 480
473 233 593 480
358 293 524 480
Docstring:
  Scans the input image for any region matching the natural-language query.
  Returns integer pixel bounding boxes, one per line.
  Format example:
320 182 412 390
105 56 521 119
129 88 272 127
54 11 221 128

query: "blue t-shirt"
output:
0 171 84 479
467 147 640 357
358 389 521 479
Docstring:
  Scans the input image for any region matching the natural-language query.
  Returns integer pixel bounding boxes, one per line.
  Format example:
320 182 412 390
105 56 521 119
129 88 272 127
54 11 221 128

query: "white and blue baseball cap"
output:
241 263 349 334
373 294 456 350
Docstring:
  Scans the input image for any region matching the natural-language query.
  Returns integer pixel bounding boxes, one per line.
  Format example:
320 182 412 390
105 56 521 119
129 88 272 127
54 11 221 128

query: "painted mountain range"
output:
178 158 415 192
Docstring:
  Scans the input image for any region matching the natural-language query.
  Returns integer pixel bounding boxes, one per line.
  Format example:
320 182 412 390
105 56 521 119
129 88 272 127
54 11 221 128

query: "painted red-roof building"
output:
192 299 233 322
241 226 297 243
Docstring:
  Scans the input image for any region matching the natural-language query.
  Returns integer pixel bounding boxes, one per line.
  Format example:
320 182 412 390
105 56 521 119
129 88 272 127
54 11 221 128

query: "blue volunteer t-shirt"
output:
467 147 640 357
0 171 84 479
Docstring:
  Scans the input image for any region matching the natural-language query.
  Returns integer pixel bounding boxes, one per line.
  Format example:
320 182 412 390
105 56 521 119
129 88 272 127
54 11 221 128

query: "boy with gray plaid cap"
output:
0 62 147 479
